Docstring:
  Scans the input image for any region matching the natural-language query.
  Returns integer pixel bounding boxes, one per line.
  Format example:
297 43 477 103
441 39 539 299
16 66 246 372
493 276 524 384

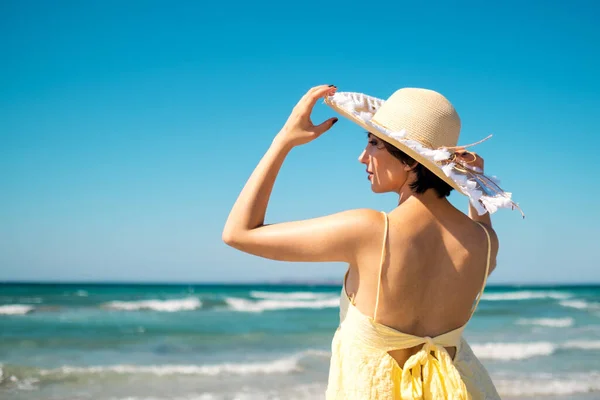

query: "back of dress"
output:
375 204 495 346
326 209 501 400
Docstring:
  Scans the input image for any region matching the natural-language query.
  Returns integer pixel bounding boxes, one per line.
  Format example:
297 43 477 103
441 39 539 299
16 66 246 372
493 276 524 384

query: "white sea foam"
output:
471 339 600 361
471 342 556 360
47 360 297 376
225 296 339 312
559 299 600 310
111 384 327 400
304 349 331 358
249 291 326 300
516 317 574 328
113 396 218 400
103 297 201 312
40 354 308 377
208 383 327 400
0 363 40 390
0 305 35 315
482 291 570 301
563 340 600 350
496 372 600 396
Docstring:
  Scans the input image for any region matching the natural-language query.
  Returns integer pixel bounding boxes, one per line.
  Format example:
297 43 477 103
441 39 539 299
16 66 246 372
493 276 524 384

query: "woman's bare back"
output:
344 198 498 367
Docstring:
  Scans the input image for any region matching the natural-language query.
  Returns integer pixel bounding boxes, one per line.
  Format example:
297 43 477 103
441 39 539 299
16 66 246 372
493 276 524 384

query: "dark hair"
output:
382 141 453 198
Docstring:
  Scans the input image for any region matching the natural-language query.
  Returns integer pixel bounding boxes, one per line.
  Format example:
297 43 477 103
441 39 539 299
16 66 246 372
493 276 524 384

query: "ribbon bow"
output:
400 337 470 400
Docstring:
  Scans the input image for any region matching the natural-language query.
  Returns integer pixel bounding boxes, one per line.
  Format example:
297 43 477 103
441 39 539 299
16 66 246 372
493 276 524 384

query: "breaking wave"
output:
249 291 328 300
495 372 600 396
0 305 35 315
102 297 201 312
225 296 339 312
472 340 600 360
482 291 570 301
516 317 574 328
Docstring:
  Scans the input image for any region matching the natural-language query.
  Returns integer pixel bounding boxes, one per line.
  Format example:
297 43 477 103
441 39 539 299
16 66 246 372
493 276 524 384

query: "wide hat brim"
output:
324 91 524 218
324 92 467 195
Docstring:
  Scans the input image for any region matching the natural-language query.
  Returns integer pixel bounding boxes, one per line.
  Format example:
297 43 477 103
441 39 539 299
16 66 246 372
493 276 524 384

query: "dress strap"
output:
373 211 389 322
468 222 492 318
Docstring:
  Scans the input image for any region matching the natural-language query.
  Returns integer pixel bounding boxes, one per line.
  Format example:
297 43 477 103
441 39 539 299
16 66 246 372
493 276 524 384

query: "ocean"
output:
1 283 599 400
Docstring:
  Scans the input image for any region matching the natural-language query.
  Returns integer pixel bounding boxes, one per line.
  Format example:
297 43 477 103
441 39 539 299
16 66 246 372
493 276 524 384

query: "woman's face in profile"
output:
358 133 410 194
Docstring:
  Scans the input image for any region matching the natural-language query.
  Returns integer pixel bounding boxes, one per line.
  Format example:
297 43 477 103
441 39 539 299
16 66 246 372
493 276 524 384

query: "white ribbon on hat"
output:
327 92 523 217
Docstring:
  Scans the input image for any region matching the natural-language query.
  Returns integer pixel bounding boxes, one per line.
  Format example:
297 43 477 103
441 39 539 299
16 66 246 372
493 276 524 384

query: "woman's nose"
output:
358 150 367 164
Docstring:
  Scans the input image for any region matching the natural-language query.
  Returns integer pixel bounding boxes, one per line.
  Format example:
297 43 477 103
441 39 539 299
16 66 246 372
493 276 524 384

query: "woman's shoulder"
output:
336 208 387 226
326 208 388 242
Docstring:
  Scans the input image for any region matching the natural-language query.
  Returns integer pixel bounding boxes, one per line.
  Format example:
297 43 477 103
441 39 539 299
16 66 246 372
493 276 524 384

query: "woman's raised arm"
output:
222 85 382 263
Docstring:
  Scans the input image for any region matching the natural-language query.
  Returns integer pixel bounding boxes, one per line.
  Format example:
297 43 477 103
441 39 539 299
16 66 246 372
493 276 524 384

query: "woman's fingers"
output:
305 84 335 100
300 85 337 114
313 117 339 135
455 150 484 172
298 85 326 105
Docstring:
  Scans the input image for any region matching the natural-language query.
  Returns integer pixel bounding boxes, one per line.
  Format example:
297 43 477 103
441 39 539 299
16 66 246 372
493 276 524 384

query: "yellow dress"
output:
326 213 500 400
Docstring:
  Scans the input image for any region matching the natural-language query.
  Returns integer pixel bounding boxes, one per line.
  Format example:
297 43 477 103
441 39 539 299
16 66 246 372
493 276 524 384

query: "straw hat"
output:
324 88 523 216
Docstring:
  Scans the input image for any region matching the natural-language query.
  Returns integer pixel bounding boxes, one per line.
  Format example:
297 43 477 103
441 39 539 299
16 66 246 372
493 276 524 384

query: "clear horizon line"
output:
1 280 599 287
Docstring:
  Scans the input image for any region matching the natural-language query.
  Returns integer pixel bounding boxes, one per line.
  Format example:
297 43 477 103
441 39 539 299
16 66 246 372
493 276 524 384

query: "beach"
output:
1 283 599 399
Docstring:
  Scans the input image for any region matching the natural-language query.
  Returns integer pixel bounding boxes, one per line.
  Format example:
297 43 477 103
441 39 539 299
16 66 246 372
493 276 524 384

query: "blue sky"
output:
1 0 599 284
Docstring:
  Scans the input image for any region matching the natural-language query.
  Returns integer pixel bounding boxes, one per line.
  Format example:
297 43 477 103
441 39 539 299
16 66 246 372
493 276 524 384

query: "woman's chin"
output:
370 183 384 193
367 176 387 193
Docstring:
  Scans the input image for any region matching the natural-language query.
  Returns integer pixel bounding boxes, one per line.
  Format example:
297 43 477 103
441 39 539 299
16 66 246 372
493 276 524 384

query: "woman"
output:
223 85 521 399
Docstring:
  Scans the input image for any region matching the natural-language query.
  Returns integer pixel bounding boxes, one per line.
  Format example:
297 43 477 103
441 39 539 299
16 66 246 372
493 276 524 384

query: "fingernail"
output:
332 118 338 125
328 84 335 87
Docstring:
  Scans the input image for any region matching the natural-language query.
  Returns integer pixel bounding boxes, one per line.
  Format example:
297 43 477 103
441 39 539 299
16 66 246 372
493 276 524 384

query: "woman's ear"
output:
403 161 417 172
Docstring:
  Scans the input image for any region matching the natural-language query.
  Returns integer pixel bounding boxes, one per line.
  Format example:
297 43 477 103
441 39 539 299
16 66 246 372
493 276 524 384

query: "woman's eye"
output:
368 140 378 146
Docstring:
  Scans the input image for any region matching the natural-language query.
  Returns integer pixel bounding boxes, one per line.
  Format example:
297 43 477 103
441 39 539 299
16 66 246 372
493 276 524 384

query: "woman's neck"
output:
397 187 451 212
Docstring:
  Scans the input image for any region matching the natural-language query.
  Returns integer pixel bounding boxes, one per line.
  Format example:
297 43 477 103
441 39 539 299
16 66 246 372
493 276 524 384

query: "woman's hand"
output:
455 149 495 226
274 85 338 149
455 150 484 173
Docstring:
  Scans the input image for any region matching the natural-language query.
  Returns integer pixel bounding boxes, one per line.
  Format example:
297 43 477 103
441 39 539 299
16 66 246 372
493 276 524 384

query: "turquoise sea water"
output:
1 283 600 399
